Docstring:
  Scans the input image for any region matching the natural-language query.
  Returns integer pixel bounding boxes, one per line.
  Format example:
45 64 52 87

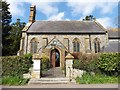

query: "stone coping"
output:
65 53 74 59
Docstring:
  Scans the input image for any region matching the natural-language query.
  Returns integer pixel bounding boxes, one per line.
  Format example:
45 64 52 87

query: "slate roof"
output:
26 21 106 34
108 29 120 39
102 40 119 52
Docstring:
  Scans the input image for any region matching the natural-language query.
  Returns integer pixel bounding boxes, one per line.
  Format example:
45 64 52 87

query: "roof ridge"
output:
35 20 95 22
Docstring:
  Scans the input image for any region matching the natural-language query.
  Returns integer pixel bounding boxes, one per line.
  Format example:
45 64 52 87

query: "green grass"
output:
76 72 118 84
1 76 29 85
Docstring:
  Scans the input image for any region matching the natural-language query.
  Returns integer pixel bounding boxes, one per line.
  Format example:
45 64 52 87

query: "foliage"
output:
73 53 99 72
82 15 96 21
76 72 118 84
1 76 29 85
73 60 98 73
2 1 12 56
9 19 26 55
73 53 119 76
2 54 33 76
97 53 119 75
1 0 26 56
41 54 49 71
71 52 82 60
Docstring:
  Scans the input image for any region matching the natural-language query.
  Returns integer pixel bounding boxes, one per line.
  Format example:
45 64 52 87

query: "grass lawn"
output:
76 73 118 84
0 76 29 85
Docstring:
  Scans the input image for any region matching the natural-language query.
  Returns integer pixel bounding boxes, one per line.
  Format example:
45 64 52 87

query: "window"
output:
94 38 100 53
30 38 38 54
73 38 80 52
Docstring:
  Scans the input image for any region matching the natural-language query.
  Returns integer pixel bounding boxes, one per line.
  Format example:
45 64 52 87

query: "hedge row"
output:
73 53 119 76
2 54 33 76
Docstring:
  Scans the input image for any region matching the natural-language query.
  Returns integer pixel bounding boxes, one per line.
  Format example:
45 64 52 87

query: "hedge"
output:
73 53 99 72
97 53 119 75
2 54 33 76
73 53 119 76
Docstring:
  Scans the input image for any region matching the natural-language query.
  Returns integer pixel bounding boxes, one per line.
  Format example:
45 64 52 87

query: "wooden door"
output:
51 50 56 68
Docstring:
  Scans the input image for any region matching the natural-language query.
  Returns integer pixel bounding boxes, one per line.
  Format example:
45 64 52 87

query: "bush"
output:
71 52 82 59
97 53 119 75
41 54 49 71
73 53 99 72
73 59 98 73
73 52 119 76
2 54 33 76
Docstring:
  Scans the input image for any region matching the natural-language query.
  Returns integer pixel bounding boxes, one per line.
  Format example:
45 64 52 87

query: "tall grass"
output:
1 76 29 85
76 72 118 84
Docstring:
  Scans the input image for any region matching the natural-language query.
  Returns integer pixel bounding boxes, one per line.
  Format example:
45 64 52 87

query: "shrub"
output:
97 53 119 75
73 52 119 76
73 59 98 73
71 52 82 59
2 54 33 76
73 53 99 72
41 54 49 71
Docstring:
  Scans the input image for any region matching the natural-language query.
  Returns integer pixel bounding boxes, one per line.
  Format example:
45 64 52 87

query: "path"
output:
42 67 65 78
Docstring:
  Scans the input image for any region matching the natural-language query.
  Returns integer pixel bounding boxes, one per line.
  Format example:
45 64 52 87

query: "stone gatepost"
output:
65 53 74 81
31 53 41 78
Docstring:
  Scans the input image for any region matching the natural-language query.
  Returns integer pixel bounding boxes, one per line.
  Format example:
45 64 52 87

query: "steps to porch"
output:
28 78 70 84
28 67 73 84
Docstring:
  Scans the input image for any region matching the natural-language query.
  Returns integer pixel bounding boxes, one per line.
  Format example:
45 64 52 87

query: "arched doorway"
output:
50 49 60 68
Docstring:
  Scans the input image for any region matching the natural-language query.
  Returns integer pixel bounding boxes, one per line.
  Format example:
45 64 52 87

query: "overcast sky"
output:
6 0 119 28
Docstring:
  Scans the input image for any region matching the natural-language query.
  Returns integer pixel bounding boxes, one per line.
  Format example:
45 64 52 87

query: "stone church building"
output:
18 5 110 68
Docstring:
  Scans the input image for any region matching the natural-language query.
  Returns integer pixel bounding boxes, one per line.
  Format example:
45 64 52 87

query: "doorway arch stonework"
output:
50 48 60 68
48 46 65 69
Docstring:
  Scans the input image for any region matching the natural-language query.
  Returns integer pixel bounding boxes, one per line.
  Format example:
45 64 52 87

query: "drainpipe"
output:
89 34 92 52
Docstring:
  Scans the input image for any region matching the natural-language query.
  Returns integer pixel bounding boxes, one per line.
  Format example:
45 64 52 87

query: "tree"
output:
1 1 12 56
83 15 96 21
9 19 26 55
1 1 26 56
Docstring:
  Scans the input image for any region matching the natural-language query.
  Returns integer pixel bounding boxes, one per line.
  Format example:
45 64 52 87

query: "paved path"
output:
2 84 118 88
42 67 65 78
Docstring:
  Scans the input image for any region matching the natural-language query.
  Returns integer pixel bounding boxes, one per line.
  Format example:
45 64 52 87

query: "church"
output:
18 5 118 69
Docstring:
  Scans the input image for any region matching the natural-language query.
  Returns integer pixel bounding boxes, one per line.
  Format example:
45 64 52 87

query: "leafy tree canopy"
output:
1 1 26 56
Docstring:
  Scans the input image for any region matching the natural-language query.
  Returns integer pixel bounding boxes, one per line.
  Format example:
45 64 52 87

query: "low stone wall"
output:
72 69 85 78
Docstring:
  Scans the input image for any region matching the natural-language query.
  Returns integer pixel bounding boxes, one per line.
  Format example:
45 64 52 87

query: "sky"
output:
6 0 119 28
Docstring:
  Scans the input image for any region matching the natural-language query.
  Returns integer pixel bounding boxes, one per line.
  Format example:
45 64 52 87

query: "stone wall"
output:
18 33 107 67
25 34 107 54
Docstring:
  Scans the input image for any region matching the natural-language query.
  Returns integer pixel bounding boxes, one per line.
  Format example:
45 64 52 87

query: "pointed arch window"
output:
73 38 80 52
94 38 100 53
30 38 38 54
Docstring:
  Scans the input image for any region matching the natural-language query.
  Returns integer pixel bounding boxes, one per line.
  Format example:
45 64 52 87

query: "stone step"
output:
28 78 70 84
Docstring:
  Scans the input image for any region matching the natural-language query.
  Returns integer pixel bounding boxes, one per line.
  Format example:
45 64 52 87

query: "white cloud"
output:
6 0 59 18
66 0 118 16
48 12 71 21
97 17 113 28
48 12 64 20
6 0 25 17
24 0 59 17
